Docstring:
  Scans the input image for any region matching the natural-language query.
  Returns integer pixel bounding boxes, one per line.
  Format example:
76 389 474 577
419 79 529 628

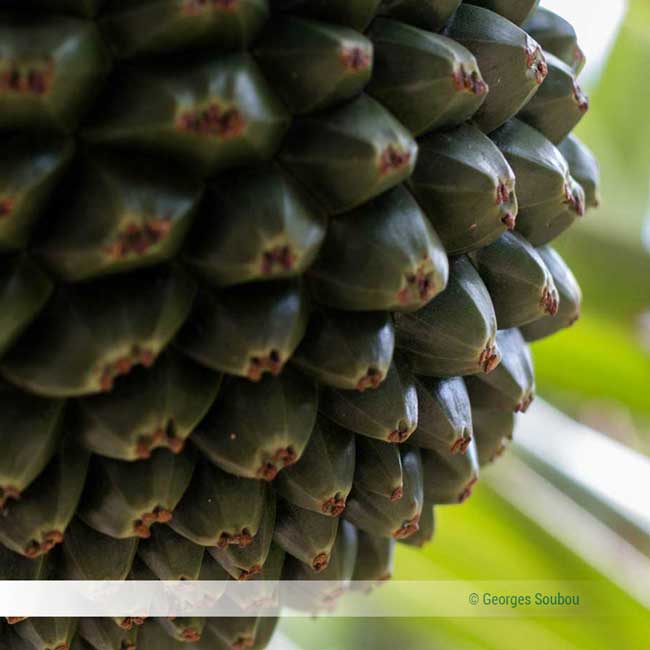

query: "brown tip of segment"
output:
105 219 173 260
218 528 254 549
340 46 371 71
0 58 55 96
232 637 255 650
176 103 245 139
238 565 262 581
526 44 548 84
0 485 21 508
132 617 146 626
516 394 535 413
392 515 420 539
541 286 559 316
312 552 330 572
181 0 238 15
390 486 404 502
501 212 516 230
181 628 202 642
0 197 15 218
322 493 346 517
399 264 437 306
121 642 136 650
6 617 27 624
451 436 472 454
356 367 384 391
573 82 589 113
452 64 488 95
459 477 478 503
479 343 499 373
247 349 284 381
379 145 412 175
564 182 585 216
256 461 279 481
261 245 296 276
54 644 68 650
388 420 412 443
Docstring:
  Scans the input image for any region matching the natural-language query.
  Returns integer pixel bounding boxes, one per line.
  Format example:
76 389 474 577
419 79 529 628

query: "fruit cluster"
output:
0 1 600 649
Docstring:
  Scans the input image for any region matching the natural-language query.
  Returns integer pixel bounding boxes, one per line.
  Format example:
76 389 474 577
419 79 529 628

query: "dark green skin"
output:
400 501 435 548
473 231 560 328
273 498 338 570
0 441 89 558
250 617 279 650
177 281 309 380
207 616 261 650
463 0 540 26
78 616 138 650
169 461 267 548
274 418 355 516
0 136 74 252
282 520 358 612
3 0 104 17
559 134 600 208
0 544 46 580
192 368 318 480
344 446 423 539
158 617 206 644
421 438 480 504
351 531 395 582
101 0 269 58
279 94 418 215
465 328 535 412
56 517 138 580
518 53 589 145
472 406 514 466
84 54 290 178
0 255 53 359
270 0 381 31
0 380 64 506
408 124 517 255
137 524 205 581
523 7 585 73
1 266 196 397
446 4 547 133
255 17 373 115
307 185 449 312
185 166 326 288
394 256 501 377
368 19 487 136
353 437 404 500
79 449 195 540
0 14 110 133
14 618 78 650
74 350 221 461
292 308 395 391
319 361 418 443
138 619 197 650
409 375 473 453
490 119 585 245
209 492 276 580
521 245 582 341
378 0 461 32
36 152 203 282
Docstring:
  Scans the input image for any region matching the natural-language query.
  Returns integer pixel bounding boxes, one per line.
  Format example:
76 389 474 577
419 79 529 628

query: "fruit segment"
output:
274 417 355 516
74 350 221 461
279 94 417 215
409 375 474 453
352 531 395 582
394 256 501 377
101 0 270 57
14 618 78 650
521 246 583 341
192 368 317 480
78 617 138 650
79 450 195 540
178 281 308 379
319 360 418 443
408 124 517 255
255 17 373 115
353 437 404 500
137 524 205 581
270 0 381 31
472 406 515 466
400 500 435 548
377 0 461 32
465 328 535 413
447 4 547 133
367 19 487 136
462 0 540 26
473 231 560 328
558 134 601 209
344 446 423 539
308 185 449 311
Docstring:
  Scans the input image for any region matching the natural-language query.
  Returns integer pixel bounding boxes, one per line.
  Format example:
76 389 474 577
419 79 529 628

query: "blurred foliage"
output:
283 487 650 649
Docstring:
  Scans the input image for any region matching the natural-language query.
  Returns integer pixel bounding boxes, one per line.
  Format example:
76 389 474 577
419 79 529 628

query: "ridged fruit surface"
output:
0 2 598 647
